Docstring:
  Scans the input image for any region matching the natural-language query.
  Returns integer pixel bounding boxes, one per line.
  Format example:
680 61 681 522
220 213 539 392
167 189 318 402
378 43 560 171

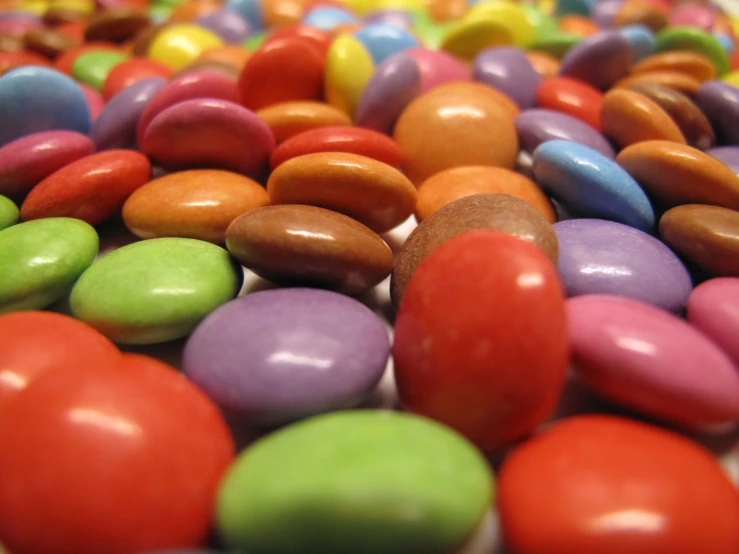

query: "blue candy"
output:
354 23 419 65
532 140 655 232
225 0 263 31
302 7 357 31
619 24 656 62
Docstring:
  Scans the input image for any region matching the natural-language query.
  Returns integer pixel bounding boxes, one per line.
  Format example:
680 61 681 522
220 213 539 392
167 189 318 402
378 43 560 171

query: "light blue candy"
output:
302 7 357 31
354 23 419 65
226 0 263 30
715 34 734 54
0 67 91 148
556 0 595 17
532 140 655 232
619 24 656 62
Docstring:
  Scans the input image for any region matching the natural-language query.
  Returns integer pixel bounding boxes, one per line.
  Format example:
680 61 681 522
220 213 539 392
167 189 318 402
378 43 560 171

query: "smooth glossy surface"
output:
695 80 739 145
601 88 686 147
515 108 615 158
558 30 632 89
632 51 717 82
473 46 542 109
324 34 374 117
393 230 568 451
535 76 603 130
71 50 128 91
688 278 739 367
183 289 390 423
147 23 224 70
0 195 17 230
255 101 351 144
655 26 729 76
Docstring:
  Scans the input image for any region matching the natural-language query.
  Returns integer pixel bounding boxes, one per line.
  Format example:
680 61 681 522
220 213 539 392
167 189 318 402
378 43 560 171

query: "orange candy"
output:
558 15 600 37
536 76 604 131
196 45 251 71
256 101 351 144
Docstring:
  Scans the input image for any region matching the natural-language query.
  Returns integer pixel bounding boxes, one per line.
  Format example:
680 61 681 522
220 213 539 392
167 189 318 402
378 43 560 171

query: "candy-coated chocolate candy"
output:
556 0 595 17
196 44 251 71
527 31 581 60
80 82 105 123
91 77 165 150
601 88 686 147
526 51 559 78
707 146 739 175
0 130 94 198
324 34 374 117
615 2 668 33
394 83 518 184
688 278 739 366
404 47 469 92
695 80 739 145
0 66 90 147
0 217 98 313
0 50 50 76
21 150 151 225
270 125 401 168
70 237 242 344
173 58 241 80
655 26 730 76
256 101 351 144
499 415 739 554
570 294 739 428
142 98 275 176
515 108 615 158
102 58 173 101
415 165 556 223
533 140 655 231
84 7 150 43
631 50 717 82
392 193 558 307
394 230 567 450
619 23 657 62
364 9 414 29
225 205 393 294
135 71 241 146
267 152 415 233
627 82 715 150
71 49 129 91
440 16 516 61
465 0 534 48
555 219 692 311
617 141 739 210
197 9 252 44
559 30 632 89
44 5 88 24
302 5 356 30
535 76 603 130
669 3 715 31
238 36 325 111
216 410 492 554
23 27 79 58
355 52 421 133
0 195 18 230
0 355 235 554
473 46 542 109
261 23 332 56
354 22 418 65
169 0 221 23
148 23 224 70
659 204 739 277
558 14 599 37
613 69 703 95
123 169 270 244
226 0 262 30
184 288 389 422
55 43 121 78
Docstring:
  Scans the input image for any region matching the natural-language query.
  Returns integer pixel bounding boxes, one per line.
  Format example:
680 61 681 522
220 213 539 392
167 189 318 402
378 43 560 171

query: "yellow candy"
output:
325 35 374 118
465 0 535 48
15 0 49 15
340 0 423 14
49 0 95 14
440 17 513 60
147 24 224 71
537 0 556 16
722 70 739 87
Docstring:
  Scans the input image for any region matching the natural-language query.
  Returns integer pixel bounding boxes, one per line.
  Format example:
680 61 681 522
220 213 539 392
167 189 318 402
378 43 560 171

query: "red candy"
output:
499 416 739 554
102 58 173 101
270 126 403 169
536 76 604 131
262 24 333 57
238 36 326 111
0 354 235 554
20 150 152 225
393 230 569 451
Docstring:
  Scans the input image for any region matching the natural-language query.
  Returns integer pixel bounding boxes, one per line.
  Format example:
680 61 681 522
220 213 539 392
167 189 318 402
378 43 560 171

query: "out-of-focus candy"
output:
196 8 252 44
655 25 730 76
71 49 129 90
688 278 739 366
559 29 632 89
84 7 150 43
0 195 18 230
473 46 542 108
147 23 224 70
618 23 657 61
695 80 739 145
535 75 603 130
256 100 351 143
707 146 739 175
404 47 469 92
324 34 374 117
631 50 717 82
101 57 172 101
354 21 418 64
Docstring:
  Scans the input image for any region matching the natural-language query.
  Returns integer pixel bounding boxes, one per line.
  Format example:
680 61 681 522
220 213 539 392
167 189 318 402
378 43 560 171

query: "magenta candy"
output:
669 5 715 32
687 278 739 367
0 130 95 198
405 48 470 93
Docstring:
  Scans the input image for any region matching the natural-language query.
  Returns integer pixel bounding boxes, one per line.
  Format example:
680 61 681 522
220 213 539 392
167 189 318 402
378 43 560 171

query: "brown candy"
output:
614 1 668 32
225 204 394 295
626 82 715 150
631 51 717 82
0 33 24 53
131 23 169 57
43 7 89 25
601 89 686 148
24 28 79 58
659 204 739 277
85 9 151 43
390 193 559 307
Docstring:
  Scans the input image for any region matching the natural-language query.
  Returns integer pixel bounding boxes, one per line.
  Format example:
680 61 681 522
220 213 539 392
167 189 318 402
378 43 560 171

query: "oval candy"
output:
688 278 739 367
0 195 18 230
535 76 603 130
695 80 739 145
255 101 351 144
558 30 632 90
515 108 615 158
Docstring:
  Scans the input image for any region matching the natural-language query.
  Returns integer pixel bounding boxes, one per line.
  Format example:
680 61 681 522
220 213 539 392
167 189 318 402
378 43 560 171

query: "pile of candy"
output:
0 0 739 552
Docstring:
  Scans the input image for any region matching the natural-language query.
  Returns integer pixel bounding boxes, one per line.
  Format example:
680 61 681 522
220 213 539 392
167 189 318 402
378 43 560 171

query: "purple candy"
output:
182 288 390 426
591 0 623 28
472 47 542 109
554 218 693 312
707 146 739 175
515 108 616 158
559 30 632 90
363 9 414 30
695 80 739 146
91 77 166 151
197 8 251 44
355 52 421 134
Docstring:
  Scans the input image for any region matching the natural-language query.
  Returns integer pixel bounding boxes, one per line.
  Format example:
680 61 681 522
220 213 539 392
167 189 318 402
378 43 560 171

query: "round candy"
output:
20 150 151 226
71 49 128 91
613 69 703 96
123 169 270 244
535 76 603 130
631 50 717 82
0 195 18 230
0 66 90 147
197 8 252 44
515 108 615 158
354 22 418 65
184 288 390 423
70 238 243 344
695 80 739 145
558 30 632 89
655 26 729 76
216 410 492 554
619 23 657 61
688 278 739 366
101 57 172 102
84 8 150 43
554 219 692 312
473 46 542 109
147 23 224 70
0 218 98 313
499 415 739 554
324 34 374 117
404 48 470 93
256 101 351 144
79 82 104 122
0 355 235 554
393 230 568 450
533 140 655 232
601 88 686 147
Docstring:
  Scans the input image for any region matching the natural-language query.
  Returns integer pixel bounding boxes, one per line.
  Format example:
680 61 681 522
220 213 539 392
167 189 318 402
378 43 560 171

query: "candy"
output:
404 47 469 92
694 80 739 145
631 50 718 82
70 238 243 344
614 67 703 94
707 145 739 174
0 195 18 230
101 58 172 101
216 411 492 554
255 101 351 144
558 30 632 89
535 75 603 130
618 23 657 61
123 169 270 244
196 9 251 44
515 108 615 158
655 26 729 76
84 7 150 42
0 218 98 313
354 22 418 65
183 289 390 423
324 34 374 117
147 23 224 70
473 46 542 109
688 278 739 368
24 27 79 58
393 230 568 450
499 415 739 554
71 49 129 90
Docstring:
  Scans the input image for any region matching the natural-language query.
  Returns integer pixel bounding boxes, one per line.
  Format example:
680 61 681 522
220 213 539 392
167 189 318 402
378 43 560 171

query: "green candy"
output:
72 50 129 91
0 195 19 230
217 411 493 554
530 31 582 59
656 26 730 76
244 31 267 52
0 218 98 314
411 10 452 50
70 237 242 344
520 4 559 42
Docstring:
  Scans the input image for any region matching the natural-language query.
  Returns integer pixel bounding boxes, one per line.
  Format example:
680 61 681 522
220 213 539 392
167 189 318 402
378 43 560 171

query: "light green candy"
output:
72 50 129 91
0 195 19 230
0 218 98 314
244 31 267 52
70 237 242 344
520 4 559 42
530 31 582 59
656 26 730 76
217 410 493 554
411 10 453 50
